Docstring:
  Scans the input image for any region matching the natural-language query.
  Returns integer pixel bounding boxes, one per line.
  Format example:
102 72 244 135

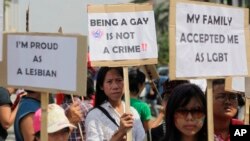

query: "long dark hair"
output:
129 69 145 95
163 83 207 141
94 67 123 107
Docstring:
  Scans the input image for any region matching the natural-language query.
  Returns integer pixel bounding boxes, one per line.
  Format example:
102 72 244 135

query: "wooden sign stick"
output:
41 92 49 141
206 79 214 141
142 65 163 103
71 94 84 141
244 98 250 124
123 67 132 141
244 77 250 124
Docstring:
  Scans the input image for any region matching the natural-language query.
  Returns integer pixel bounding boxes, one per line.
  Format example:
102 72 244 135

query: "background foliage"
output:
132 0 169 66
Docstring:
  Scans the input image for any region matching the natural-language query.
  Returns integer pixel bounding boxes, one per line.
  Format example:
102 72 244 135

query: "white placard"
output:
176 3 248 78
190 79 207 92
0 0 3 61
7 35 77 91
88 11 158 61
232 77 245 92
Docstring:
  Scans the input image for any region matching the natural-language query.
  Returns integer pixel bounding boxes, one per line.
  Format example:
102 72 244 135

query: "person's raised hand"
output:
66 101 82 125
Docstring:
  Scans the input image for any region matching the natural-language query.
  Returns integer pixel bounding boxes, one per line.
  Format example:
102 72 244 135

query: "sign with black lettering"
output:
88 4 158 67
230 125 250 141
0 32 87 95
169 1 250 79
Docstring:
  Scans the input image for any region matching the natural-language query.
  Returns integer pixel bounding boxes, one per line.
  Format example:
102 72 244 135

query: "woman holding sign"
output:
162 83 207 141
85 67 145 141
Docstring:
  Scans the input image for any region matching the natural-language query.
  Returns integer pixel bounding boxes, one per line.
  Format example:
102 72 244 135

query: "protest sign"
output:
88 4 158 140
169 1 250 79
0 32 87 95
88 4 158 67
169 1 250 140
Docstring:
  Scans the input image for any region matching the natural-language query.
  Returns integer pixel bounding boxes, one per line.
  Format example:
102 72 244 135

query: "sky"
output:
17 0 132 35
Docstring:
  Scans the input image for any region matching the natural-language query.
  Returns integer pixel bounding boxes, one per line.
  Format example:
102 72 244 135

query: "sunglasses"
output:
175 108 205 119
214 93 238 102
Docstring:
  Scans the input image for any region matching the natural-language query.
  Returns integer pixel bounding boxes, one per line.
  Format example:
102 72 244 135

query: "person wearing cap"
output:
0 87 23 141
212 79 244 141
33 103 76 141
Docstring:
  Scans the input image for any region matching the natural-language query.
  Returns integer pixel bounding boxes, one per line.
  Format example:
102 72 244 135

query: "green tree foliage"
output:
132 0 169 65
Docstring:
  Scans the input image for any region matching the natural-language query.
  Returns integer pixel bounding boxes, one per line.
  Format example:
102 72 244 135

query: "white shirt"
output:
85 101 145 141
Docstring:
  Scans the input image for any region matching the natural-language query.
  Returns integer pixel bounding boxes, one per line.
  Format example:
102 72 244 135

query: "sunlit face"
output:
174 98 205 138
213 84 238 119
102 69 124 102
48 128 70 141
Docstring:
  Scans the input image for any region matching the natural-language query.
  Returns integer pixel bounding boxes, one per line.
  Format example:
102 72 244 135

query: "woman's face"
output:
174 97 205 138
102 69 124 102
213 84 238 119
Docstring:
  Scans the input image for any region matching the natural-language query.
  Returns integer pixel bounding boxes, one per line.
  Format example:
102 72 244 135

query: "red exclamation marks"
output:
141 43 148 52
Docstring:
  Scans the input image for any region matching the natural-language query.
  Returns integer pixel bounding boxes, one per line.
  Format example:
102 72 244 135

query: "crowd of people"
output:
0 66 247 141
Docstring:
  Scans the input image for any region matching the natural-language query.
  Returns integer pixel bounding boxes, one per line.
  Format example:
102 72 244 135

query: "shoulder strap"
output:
97 106 119 127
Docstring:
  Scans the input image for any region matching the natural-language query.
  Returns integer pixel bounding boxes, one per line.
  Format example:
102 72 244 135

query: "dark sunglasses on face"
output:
175 107 205 119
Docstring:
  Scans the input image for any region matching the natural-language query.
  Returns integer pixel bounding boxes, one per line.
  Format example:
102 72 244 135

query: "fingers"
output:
119 113 134 133
66 102 83 125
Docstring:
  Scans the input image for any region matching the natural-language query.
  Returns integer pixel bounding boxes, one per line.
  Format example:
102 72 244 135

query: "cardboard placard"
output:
225 77 250 98
225 77 245 92
0 32 87 96
88 4 158 67
169 0 250 79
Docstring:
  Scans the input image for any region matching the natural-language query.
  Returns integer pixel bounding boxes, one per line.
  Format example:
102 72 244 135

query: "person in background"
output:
212 79 243 141
85 67 145 141
148 80 189 141
14 90 83 141
33 104 76 141
85 77 95 106
0 87 25 141
14 90 41 141
61 94 92 141
129 69 164 131
236 92 245 121
162 83 207 141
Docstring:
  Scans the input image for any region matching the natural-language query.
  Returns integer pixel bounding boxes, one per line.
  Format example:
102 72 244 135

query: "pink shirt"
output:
214 119 244 141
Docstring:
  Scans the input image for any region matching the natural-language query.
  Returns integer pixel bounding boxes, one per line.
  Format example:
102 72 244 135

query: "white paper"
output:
88 11 158 61
7 35 77 91
232 77 245 92
190 79 207 93
175 3 248 78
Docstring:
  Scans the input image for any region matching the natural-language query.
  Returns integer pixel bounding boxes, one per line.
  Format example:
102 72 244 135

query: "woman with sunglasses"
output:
162 83 207 141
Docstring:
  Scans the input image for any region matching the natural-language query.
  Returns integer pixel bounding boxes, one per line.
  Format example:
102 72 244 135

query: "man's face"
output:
213 84 238 119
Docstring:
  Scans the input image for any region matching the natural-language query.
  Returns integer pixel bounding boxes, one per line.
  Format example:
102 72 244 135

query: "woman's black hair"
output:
129 69 146 95
163 83 207 141
94 67 123 107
